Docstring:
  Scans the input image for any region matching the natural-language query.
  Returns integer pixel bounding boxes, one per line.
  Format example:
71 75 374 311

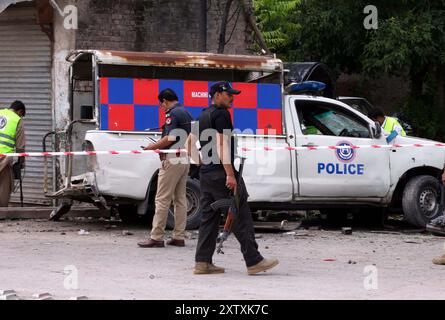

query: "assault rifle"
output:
211 157 246 254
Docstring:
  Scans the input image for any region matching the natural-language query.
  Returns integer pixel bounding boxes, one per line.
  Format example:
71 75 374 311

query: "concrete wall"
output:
51 0 77 188
53 0 76 132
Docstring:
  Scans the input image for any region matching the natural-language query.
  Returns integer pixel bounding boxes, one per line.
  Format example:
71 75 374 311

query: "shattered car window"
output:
314 110 370 138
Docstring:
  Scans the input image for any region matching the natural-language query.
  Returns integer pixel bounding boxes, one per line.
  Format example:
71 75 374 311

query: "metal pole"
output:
19 173 23 207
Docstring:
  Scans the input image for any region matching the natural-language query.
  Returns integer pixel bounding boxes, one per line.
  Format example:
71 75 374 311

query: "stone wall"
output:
205 0 253 54
73 0 253 54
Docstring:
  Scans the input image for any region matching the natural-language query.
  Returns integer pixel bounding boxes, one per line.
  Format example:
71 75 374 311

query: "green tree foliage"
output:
361 2 445 138
253 0 300 58
363 2 445 83
291 0 369 75
254 0 445 139
360 1 445 138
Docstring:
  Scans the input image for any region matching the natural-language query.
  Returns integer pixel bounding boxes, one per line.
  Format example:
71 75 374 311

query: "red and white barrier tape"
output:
0 149 184 158
240 143 445 152
1 143 445 158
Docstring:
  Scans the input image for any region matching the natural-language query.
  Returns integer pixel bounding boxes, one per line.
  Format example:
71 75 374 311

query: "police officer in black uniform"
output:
193 81 279 275
138 88 193 248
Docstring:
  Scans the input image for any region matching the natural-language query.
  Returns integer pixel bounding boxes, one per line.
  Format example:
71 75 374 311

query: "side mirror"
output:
80 105 94 120
371 121 382 139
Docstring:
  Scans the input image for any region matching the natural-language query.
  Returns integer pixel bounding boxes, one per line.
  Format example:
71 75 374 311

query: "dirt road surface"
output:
0 218 444 300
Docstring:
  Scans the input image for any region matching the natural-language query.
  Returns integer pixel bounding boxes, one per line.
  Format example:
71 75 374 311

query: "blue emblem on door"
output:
335 141 356 163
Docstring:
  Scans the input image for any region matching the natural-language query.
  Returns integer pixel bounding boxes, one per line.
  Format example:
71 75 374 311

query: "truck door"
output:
291 97 390 197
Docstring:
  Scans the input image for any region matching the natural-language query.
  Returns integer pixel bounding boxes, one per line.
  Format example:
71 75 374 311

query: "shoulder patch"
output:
166 118 172 125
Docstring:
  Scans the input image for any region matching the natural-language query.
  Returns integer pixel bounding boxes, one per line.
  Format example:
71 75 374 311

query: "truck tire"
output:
402 175 441 227
166 178 202 230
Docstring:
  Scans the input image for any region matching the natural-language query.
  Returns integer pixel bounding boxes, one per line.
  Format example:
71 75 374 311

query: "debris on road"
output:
285 230 312 237
342 227 352 235
0 217 443 299
0 289 15 295
69 296 88 300
78 229 90 235
32 292 53 300
370 231 401 235
254 221 301 232
0 290 18 300
0 293 19 300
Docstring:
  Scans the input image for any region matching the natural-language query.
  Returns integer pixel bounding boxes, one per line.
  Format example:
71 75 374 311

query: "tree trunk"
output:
437 65 445 128
218 0 233 53
410 70 426 98
237 0 271 55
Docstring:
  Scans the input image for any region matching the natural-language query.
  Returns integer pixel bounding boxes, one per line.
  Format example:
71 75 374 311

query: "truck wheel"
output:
166 178 202 230
402 175 441 227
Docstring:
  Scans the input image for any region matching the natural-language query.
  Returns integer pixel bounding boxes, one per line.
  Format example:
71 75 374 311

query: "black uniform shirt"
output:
198 105 235 173
162 103 193 149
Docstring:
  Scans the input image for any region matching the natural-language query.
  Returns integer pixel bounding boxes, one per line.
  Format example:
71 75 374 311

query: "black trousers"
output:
195 169 263 267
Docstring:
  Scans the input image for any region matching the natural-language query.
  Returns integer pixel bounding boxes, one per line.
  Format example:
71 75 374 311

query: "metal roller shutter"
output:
0 4 53 205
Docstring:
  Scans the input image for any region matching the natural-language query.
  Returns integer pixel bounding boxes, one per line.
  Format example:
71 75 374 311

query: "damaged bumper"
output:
46 172 107 207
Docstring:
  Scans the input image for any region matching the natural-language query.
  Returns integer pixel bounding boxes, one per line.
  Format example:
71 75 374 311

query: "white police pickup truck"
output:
49 50 445 229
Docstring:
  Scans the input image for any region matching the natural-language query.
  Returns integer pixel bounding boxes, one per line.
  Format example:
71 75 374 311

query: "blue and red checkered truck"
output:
48 50 445 228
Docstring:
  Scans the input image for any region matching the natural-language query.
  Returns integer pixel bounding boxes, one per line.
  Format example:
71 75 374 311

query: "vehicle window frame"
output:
295 100 372 139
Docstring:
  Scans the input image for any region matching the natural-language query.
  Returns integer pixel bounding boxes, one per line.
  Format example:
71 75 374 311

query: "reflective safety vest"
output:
304 125 319 135
0 108 20 153
383 116 406 136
